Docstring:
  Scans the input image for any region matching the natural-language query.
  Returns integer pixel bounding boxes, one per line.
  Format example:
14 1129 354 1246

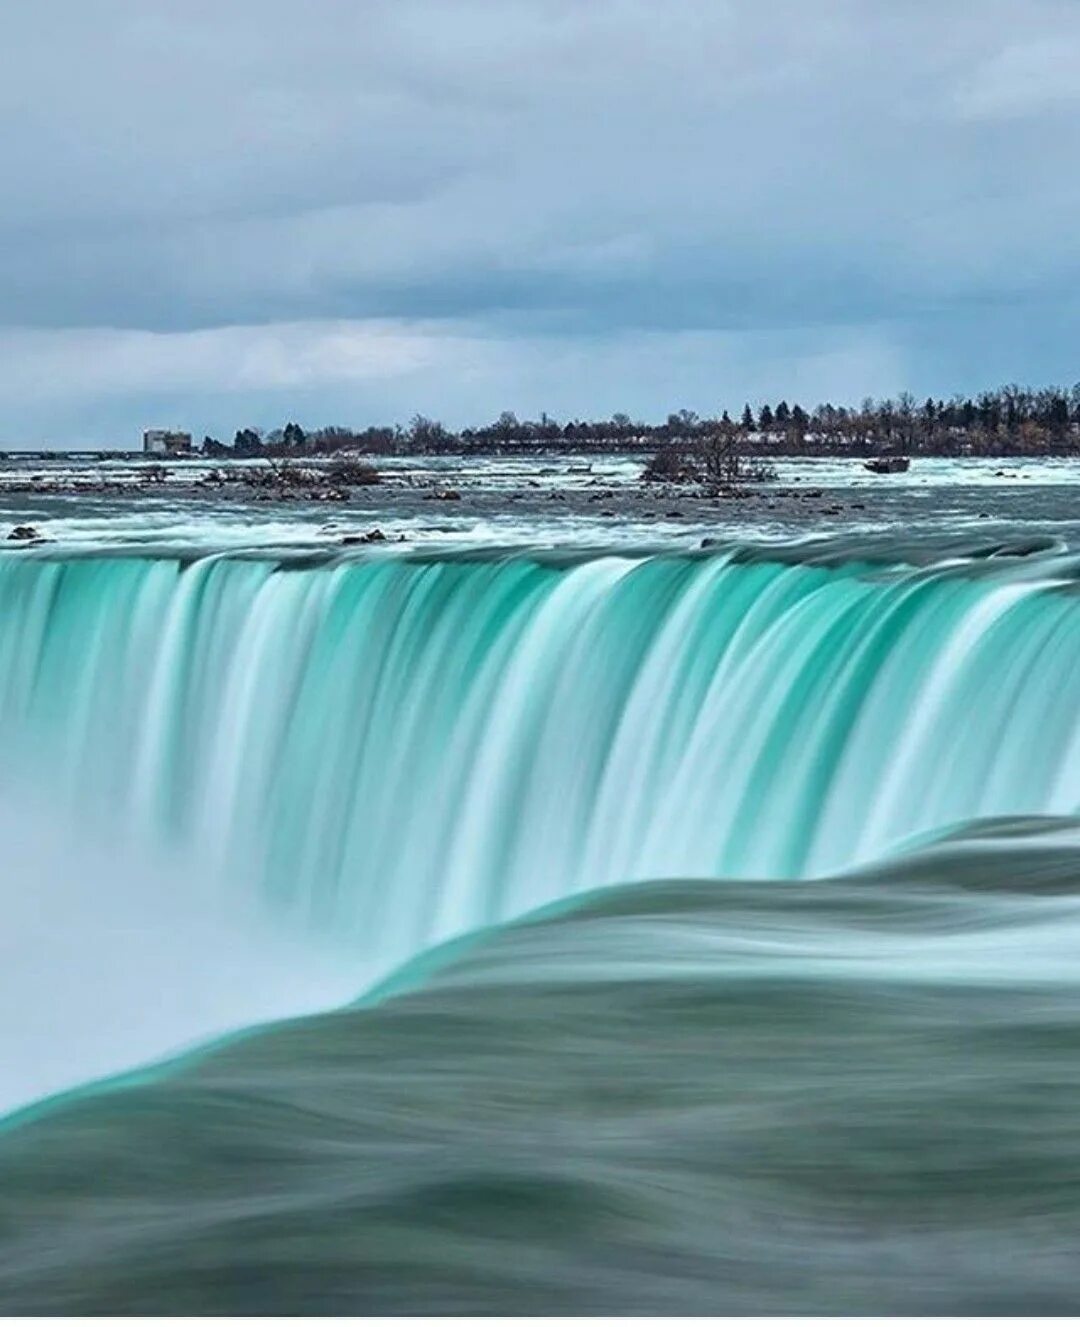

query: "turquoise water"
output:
3 823 1080 1313
3 536 1080 1310
3 544 1078 925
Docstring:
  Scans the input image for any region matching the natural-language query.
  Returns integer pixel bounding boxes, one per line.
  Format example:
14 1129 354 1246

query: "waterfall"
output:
1 545 1077 972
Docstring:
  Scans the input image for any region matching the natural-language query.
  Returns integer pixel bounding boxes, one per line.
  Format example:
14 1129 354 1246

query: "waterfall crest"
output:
1 547 1076 956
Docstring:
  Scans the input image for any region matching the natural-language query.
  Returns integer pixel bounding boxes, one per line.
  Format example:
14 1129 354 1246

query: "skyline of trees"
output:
200 382 1080 458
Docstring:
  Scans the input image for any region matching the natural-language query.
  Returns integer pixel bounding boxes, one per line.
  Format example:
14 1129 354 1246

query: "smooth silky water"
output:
3 532 1080 1311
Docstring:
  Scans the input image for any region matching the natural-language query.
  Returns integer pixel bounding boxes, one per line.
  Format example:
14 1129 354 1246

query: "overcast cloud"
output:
1 0 1078 445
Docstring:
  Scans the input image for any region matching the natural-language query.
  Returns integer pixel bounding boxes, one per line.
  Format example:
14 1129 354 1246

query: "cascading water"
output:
5 540 1080 1313
1 543 1077 963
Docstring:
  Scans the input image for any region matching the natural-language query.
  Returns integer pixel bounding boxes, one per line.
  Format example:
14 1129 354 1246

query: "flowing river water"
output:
1 455 1080 1311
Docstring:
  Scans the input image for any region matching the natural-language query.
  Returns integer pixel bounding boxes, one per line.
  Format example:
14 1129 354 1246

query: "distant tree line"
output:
199 384 1080 459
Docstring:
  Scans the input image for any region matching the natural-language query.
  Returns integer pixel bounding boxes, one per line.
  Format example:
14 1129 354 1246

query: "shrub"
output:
326 458 381 487
642 443 695 482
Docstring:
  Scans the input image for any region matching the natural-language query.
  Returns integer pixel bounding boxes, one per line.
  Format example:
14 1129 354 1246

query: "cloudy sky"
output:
2 0 1079 445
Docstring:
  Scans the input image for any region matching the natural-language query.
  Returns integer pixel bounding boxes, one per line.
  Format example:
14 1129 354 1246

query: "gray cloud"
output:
1 0 1078 441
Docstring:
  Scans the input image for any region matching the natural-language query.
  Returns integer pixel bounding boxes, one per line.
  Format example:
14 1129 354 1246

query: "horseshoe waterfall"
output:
5 540 1080 1314
2 547 1076 928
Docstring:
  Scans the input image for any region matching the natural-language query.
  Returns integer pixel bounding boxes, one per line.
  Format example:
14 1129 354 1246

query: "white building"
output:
143 429 193 456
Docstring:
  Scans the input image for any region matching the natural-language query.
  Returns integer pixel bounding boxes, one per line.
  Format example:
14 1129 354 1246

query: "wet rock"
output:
341 528 387 545
7 525 43 542
424 488 462 501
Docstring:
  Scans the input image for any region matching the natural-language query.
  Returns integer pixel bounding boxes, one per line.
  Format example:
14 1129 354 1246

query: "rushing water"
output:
6 543 1080 901
3 533 1080 1311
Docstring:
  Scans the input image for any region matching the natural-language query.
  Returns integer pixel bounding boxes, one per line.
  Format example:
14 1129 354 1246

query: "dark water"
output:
3 819 1080 1314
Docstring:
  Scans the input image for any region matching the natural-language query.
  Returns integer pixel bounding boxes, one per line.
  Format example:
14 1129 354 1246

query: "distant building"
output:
143 429 192 456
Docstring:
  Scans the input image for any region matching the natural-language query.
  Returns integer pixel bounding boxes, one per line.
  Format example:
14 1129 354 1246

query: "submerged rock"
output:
7 525 44 542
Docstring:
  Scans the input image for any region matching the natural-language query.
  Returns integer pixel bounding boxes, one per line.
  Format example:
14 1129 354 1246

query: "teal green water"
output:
0 545 1077 952
4 821 1080 1313
3 541 1080 1311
